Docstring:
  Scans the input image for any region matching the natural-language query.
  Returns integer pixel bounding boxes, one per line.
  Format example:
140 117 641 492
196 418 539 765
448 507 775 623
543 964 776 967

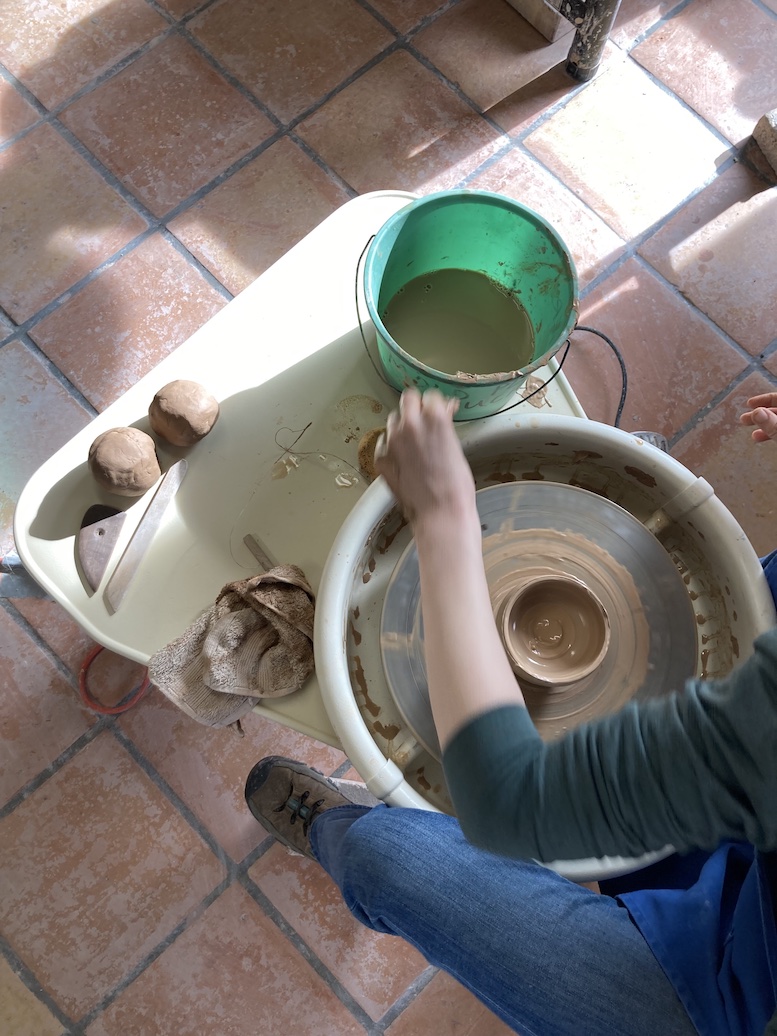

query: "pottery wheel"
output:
380 482 698 760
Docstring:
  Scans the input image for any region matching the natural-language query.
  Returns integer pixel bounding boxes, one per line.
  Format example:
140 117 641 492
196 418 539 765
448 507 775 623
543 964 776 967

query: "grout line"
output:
620 0 696 52
289 132 359 198
177 25 284 130
237 833 276 871
285 41 404 134
404 42 510 139
179 0 230 27
19 334 99 417
374 965 439 1031
760 338 777 359
0 597 81 688
18 227 159 335
160 227 234 301
331 757 357 779
631 254 757 365
667 366 756 448
626 55 739 155
51 120 159 222
0 721 108 820
156 129 284 224
110 724 237 874
73 874 234 1033
0 936 77 1032
238 872 380 1033
47 29 175 118
751 0 777 19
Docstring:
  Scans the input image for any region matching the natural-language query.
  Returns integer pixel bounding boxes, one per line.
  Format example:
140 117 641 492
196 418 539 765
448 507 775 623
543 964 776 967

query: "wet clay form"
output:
357 427 385 481
499 574 610 686
381 481 698 758
88 427 161 497
149 379 219 447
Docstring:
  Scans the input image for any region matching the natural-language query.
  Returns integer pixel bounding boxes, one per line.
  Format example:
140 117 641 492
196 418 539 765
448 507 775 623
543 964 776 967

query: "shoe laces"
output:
274 783 325 835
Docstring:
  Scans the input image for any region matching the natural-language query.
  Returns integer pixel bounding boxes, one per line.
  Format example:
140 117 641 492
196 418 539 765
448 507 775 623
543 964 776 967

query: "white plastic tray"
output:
14 191 586 746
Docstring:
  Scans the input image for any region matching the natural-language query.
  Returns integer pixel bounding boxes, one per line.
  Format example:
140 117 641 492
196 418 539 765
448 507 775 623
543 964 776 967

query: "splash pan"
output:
381 482 698 760
315 414 776 882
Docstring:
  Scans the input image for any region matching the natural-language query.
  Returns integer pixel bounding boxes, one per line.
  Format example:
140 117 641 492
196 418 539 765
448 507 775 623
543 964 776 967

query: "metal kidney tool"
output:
103 459 188 613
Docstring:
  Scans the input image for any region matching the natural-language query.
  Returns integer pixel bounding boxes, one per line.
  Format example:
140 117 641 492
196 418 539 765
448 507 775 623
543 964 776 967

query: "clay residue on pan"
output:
374 721 400 741
352 656 380 717
624 465 657 488
377 513 408 555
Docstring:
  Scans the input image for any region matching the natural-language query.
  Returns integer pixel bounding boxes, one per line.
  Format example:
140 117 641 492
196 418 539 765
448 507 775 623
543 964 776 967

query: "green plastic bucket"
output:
363 190 579 419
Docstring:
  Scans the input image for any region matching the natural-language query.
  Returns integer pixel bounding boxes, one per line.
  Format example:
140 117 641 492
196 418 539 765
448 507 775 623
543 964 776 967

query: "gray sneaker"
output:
245 756 379 858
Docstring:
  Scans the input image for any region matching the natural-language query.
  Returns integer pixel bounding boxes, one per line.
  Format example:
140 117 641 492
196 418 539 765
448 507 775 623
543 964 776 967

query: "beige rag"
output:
148 565 315 728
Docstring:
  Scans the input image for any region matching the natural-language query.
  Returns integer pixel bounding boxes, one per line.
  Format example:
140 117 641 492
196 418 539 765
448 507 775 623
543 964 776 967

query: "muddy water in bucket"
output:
381 269 535 377
364 190 578 418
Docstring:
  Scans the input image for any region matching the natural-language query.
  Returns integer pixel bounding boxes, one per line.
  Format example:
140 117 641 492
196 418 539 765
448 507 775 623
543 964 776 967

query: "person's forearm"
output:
414 502 525 749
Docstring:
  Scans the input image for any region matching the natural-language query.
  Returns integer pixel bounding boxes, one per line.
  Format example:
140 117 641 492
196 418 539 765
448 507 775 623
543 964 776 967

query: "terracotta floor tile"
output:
118 689 346 863
0 79 38 143
155 0 202 17
413 0 573 112
297 50 506 194
9 597 148 708
0 312 15 340
0 605 91 807
190 0 393 124
169 137 351 295
524 56 724 240
249 843 428 1020
469 150 624 287
632 0 777 145
0 956 62 1036
0 124 147 322
0 731 225 1017
672 371 777 556
0 340 92 557
369 0 450 34
386 970 514 1035
30 234 226 411
86 883 364 1036
0 0 167 110
638 163 777 357
563 257 747 436
609 0 683 49
60 36 276 217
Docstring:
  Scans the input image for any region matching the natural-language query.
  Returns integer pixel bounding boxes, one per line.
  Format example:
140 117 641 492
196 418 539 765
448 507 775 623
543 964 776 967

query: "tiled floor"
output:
1 0 777 1032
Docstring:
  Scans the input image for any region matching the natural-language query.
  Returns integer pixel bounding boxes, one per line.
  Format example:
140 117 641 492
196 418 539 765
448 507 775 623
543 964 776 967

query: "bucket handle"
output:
356 237 576 420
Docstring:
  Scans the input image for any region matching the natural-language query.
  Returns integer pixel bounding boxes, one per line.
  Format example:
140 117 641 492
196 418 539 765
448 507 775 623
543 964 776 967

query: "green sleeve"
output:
442 628 777 862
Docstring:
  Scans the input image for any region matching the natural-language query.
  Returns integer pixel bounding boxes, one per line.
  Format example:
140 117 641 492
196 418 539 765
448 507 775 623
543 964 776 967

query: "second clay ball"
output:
149 380 219 447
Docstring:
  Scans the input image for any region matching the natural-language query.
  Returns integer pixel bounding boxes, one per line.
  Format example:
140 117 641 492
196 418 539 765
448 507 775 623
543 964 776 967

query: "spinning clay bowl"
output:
499 573 611 687
315 415 776 881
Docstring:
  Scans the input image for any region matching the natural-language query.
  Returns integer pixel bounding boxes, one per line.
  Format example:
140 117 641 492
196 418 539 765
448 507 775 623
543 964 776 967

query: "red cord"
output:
78 645 150 715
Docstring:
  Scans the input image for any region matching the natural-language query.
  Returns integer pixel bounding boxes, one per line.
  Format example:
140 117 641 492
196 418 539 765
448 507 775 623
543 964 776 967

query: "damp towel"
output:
147 565 315 728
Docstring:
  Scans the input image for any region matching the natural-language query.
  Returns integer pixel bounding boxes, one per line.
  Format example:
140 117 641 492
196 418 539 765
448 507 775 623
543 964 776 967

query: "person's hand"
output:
374 388 476 528
740 393 777 443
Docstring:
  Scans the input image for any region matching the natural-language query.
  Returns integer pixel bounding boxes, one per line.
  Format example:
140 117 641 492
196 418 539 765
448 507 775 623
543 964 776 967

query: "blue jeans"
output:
310 805 696 1036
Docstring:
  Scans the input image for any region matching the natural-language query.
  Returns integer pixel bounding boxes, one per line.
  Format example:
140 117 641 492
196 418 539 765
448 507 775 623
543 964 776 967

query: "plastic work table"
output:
14 191 586 749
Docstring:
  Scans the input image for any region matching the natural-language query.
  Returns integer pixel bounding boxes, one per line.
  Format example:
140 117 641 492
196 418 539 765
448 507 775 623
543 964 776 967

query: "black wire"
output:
574 325 628 428
354 242 627 427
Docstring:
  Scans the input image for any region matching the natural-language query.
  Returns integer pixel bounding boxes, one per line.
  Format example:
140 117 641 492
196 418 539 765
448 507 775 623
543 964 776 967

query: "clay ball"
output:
357 427 386 481
149 379 219 447
88 427 161 497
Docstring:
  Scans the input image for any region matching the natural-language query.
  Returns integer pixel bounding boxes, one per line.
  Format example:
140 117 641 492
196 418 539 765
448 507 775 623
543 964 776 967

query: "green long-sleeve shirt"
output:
442 626 777 1034
443 627 777 863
